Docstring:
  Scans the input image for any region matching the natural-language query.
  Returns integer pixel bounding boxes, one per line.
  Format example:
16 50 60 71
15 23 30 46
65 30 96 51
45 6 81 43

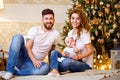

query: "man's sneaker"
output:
0 71 6 76
1 72 13 80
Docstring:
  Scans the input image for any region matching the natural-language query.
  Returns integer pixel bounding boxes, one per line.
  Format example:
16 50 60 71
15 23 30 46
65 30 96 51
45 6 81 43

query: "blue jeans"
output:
50 50 91 72
6 34 50 76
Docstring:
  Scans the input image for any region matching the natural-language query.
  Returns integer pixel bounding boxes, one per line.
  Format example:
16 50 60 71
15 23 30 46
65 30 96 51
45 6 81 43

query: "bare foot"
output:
50 69 59 74
48 69 60 76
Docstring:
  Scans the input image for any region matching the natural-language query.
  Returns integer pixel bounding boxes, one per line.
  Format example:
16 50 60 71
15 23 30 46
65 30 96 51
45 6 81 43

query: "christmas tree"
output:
60 0 120 57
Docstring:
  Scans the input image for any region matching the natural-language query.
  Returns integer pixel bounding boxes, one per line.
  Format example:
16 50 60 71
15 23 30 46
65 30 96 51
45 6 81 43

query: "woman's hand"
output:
69 54 79 60
62 52 69 57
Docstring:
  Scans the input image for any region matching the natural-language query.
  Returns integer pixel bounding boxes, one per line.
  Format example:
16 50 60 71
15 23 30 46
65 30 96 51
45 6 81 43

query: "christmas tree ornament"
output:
97 38 100 43
104 7 110 14
91 36 95 40
108 14 112 22
95 30 98 36
116 11 120 16
63 28 68 33
106 20 110 24
113 14 117 21
114 4 119 9
91 0 95 4
100 1 104 5
106 4 110 8
109 29 114 33
85 0 90 4
99 38 104 44
98 25 102 30
98 11 103 17
95 5 98 9
113 23 117 29
92 10 96 15
91 4 94 9
117 33 120 38
113 38 117 44
106 33 110 38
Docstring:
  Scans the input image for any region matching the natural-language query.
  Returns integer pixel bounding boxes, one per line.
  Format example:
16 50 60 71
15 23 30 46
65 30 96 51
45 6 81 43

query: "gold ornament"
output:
106 20 110 24
75 1 79 5
113 38 117 44
116 11 120 16
106 33 110 38
75 3 83 10
114 4 119 9
91 36 95 40
99 38 104 44
100 1 104 5
63 28 69 33
109 29 114 33
66 19 70 24
108 13 116 22
93 18 102 25
91 4 94 9
113 15 116 21
92 10 96 15
95 30 98 36
85 0 90 4
97 38 100 42
98 25 102 30
106 4 110 8
104 7 110 14
98 11 103 17
91 0 95 4
113 23 117 29
95 5 98 9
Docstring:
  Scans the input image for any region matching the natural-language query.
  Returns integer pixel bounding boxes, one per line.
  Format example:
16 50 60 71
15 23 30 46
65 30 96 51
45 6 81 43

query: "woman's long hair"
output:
68 8 91 38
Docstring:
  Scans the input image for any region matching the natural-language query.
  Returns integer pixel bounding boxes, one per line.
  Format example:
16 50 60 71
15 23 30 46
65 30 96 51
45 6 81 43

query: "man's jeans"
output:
6 34 50 76
50 50 91 72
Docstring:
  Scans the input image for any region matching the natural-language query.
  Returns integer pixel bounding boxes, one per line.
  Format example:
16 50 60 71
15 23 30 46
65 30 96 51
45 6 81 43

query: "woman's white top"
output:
68 29 93 67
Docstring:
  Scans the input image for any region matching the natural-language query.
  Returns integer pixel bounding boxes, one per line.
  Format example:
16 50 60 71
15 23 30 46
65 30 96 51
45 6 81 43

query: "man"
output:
2 8 59 80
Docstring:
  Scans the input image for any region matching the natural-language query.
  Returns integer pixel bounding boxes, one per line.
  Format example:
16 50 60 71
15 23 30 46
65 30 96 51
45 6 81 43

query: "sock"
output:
57 57 65 62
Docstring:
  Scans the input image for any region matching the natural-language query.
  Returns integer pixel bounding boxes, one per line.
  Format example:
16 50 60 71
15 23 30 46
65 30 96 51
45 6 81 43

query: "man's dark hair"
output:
42 8 54 17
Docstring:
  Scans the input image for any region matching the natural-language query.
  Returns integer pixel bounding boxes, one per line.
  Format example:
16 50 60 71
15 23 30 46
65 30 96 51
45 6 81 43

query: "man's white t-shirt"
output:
68 29 93 67
26 26 59 61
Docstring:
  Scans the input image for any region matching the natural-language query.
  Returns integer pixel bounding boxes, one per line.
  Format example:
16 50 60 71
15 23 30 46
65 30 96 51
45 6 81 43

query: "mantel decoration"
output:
58 0 120 70
0 44 7 71
0 49 7 71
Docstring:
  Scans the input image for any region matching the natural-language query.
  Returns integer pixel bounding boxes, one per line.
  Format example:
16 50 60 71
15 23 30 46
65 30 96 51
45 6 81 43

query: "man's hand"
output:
32 58 42 68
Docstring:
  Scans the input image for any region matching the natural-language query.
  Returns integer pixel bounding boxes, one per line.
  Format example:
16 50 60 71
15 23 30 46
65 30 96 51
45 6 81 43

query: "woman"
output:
48 8 94 76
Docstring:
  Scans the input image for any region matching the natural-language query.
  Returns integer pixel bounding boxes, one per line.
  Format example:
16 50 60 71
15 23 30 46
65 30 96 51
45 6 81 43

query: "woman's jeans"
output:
50 50 92 72
6 34 50 76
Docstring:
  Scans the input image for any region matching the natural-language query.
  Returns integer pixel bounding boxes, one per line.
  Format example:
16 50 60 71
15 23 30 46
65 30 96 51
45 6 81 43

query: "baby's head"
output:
65 37 75 48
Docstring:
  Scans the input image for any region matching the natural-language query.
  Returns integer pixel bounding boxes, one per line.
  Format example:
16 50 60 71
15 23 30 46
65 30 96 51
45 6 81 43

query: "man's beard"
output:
44 23 53 30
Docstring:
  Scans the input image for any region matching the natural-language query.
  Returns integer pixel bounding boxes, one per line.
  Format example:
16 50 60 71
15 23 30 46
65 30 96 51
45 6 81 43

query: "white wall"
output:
0 4 71 23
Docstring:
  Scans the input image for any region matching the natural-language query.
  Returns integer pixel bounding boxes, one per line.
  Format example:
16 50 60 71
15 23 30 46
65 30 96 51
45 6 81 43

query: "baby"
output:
58 36 80 62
